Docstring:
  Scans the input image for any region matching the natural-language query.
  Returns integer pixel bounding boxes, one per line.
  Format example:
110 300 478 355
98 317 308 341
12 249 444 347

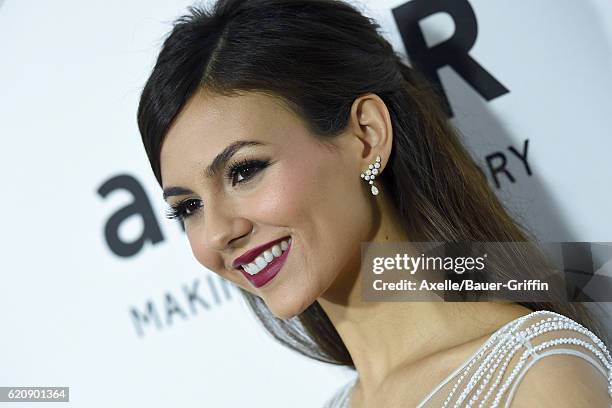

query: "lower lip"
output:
239 241 291 289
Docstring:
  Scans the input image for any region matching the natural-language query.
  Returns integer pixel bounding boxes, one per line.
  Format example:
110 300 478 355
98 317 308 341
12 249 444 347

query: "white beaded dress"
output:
323 310 612 408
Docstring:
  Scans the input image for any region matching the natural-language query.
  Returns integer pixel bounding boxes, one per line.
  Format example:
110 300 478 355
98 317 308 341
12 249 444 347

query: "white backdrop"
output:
1 0 611 407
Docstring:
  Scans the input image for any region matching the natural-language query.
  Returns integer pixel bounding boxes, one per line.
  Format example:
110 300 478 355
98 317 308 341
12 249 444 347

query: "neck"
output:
317 187 532 397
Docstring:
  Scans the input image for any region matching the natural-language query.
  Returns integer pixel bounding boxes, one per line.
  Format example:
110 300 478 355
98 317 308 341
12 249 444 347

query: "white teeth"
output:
245 263 256 275
255 256 267 269
241 238 292 275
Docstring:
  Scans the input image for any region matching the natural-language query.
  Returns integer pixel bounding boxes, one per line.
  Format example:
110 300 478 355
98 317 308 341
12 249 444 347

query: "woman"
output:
137 0 612 406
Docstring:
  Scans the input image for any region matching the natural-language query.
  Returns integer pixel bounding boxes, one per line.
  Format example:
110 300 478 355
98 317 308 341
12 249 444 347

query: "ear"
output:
348 93 393 173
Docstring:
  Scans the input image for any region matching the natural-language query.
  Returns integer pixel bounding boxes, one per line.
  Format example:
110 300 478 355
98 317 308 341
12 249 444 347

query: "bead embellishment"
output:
360 155 381 196
439 310 612 408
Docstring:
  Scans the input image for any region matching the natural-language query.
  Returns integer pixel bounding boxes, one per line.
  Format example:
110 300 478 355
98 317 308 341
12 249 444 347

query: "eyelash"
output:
164 158 271 221
225 157 270 186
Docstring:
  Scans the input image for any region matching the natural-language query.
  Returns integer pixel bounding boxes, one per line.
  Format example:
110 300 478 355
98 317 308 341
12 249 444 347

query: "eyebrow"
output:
162 140 265 201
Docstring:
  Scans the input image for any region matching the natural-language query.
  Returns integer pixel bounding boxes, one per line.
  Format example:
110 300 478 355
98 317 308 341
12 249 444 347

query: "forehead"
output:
160 90 297 184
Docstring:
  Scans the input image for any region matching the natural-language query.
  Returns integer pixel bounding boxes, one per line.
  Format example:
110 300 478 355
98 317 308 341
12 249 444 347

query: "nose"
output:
199 198 251 252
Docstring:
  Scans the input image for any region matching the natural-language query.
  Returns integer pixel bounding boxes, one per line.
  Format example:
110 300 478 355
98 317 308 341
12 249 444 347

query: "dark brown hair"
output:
137 0 610 367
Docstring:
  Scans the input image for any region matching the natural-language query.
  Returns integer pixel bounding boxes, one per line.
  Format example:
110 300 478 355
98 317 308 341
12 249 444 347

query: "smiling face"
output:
160 89 385 319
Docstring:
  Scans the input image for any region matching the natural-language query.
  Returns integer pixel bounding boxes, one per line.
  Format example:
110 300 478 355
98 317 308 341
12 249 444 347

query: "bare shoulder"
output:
510 352 611 408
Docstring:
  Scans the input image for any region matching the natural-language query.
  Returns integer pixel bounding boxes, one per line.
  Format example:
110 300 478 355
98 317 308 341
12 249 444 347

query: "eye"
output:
226 158 270 186
165 198 203 221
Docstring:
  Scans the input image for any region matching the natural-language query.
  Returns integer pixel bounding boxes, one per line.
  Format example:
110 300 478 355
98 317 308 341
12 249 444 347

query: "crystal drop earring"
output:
360 155 381 196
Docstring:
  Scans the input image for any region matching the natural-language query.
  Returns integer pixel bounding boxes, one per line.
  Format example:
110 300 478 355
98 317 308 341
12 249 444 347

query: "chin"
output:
264 292 315 320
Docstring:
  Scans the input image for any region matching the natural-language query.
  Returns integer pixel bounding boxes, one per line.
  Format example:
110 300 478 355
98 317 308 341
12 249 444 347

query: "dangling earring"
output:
360 155 381 196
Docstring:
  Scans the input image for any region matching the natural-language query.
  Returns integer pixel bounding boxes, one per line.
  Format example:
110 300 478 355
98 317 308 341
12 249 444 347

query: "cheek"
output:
249 153 368 248
245 128 364 228
247 159 324 224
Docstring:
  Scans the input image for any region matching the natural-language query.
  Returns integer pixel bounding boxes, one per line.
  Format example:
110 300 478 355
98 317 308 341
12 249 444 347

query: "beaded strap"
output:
443 310 612 408
496 314 610 407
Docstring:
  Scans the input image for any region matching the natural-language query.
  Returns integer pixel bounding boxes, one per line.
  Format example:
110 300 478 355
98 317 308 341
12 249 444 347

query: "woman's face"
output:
160 89 377 319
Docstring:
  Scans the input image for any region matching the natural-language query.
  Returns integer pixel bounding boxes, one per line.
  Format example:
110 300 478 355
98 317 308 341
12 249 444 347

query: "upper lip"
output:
232 236 291 269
